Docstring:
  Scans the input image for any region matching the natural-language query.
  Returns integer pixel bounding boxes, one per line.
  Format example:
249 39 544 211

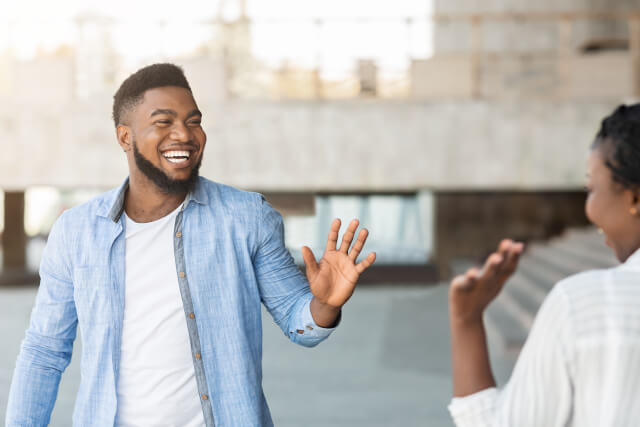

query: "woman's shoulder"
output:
554 268 612 296
551 265 640 336
551 267 623 312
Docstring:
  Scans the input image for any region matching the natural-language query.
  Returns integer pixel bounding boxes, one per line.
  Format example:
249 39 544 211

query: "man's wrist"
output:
310 297 341 328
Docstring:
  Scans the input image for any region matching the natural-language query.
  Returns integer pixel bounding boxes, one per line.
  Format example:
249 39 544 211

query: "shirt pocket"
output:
73 266 113 325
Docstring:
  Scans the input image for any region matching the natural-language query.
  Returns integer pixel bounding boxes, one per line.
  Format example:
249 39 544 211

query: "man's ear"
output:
116 125 132 152
631 189 640 216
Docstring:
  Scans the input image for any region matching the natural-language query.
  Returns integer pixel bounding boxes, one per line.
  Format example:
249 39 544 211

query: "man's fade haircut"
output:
592 103 640 189
112 63 192 127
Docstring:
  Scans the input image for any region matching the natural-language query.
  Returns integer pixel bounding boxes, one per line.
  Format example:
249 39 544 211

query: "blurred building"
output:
1 0 638 281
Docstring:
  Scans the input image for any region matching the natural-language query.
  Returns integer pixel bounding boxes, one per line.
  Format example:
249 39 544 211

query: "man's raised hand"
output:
302 218 376 309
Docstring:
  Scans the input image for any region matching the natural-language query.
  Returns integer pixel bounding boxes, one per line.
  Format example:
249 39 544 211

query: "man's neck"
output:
124 174 187 223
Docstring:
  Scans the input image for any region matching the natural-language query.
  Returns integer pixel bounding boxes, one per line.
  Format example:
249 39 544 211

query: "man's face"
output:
121 86 206 193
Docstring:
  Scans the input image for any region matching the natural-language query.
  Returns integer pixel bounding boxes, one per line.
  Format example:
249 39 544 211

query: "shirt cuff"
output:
448 387 498 427
296 299 340 340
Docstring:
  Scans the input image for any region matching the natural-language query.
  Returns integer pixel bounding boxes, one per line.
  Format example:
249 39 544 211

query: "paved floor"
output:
1 284 516 426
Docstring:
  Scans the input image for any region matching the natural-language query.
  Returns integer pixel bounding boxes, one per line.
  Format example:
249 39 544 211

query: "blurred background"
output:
0 0 636 425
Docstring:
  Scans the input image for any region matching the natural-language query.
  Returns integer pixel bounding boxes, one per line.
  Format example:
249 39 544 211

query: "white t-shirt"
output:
115 204 205 427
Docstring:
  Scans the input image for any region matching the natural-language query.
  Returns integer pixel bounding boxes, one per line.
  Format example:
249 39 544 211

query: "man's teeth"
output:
162 151 191 163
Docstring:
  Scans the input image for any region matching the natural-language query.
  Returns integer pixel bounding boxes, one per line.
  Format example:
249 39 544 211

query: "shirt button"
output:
176 231 182 238
189 312 195 319
306 325 314 331
202 394 209 401
195 352 202 359
296 329 304 334
179 271 186 278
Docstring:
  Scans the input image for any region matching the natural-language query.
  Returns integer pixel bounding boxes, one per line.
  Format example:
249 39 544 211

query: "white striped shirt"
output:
448 248 640 427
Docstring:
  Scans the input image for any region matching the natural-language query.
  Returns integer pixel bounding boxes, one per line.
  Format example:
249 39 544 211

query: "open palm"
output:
302 219 376 308
449 239 524 325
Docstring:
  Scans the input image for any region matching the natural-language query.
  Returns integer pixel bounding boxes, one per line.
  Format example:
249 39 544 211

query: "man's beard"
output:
132 139 202 195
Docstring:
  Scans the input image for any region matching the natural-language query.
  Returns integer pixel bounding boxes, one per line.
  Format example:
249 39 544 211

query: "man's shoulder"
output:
198 177 263 209
62 186 122 221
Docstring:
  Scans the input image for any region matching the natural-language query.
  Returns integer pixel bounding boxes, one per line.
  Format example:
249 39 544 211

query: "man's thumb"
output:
301 246 319 279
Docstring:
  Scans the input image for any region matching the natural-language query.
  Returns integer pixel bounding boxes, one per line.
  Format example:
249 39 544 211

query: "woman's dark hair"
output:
112 63 191 127
592 103 640 189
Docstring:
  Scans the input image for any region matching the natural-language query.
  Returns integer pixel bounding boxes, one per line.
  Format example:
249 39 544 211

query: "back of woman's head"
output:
593 104 640 189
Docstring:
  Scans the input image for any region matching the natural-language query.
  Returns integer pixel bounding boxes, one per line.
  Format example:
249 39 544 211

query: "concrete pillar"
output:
556 17 573 99
629 17 640 97
3 191 26 271
470 16 483 99
357 59 378 96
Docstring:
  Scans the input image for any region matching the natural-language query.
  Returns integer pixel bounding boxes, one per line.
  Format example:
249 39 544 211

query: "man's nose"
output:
170 122 190 142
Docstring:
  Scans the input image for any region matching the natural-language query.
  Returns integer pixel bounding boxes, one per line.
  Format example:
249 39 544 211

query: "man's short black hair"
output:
112 63 192 127
592 103 640 189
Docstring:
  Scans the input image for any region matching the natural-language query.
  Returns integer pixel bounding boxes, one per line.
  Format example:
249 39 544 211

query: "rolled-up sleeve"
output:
448 284 575 427
254 195 337 347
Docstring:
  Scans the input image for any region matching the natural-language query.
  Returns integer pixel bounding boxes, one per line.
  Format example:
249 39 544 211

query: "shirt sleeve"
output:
448 283 575 427
253 195 337 347
5 212 78 426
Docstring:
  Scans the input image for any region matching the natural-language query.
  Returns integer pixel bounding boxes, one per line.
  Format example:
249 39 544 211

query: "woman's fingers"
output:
451 240 524 295
498 239 513 256
451 267 480 292
497 241 524 280
480 253 503 280
451 274 471 291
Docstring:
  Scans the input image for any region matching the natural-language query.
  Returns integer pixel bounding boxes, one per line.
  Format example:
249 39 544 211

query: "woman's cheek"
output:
585 193 597 225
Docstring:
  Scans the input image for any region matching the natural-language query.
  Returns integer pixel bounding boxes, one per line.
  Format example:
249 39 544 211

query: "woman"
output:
448 104 640 426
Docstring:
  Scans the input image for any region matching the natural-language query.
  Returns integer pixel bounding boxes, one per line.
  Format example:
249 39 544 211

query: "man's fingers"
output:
355 252 376 274
348 228 369 261
339 219 360 253
301 246 319 279
325 218 341 252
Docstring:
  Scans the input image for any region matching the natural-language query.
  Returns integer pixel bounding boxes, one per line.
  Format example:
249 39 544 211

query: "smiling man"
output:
6 63 376 427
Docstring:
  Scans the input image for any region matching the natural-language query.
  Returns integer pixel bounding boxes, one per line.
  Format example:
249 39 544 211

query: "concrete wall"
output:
433 0 637 54
412 51 635 100
0 92 621 191
0 47 629 193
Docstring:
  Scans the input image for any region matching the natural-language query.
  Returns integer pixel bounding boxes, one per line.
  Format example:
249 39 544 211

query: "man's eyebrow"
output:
149 109 202 119
187 109 202 118
150 108 177 117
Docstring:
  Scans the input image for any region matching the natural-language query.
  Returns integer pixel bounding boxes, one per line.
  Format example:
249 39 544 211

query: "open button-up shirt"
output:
6 177 336 427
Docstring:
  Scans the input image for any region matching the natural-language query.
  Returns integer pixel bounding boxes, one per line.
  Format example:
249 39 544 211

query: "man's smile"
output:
159 146 199 169
162 150 191 164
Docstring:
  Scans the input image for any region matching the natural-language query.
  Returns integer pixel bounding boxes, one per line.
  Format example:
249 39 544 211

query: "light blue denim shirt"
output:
6 177 336 427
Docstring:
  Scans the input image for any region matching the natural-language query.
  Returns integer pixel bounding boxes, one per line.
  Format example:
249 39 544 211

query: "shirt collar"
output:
623 246 640 268
99 176 208 223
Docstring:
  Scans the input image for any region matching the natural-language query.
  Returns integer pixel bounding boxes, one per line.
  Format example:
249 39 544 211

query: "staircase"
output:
483 227 618 354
